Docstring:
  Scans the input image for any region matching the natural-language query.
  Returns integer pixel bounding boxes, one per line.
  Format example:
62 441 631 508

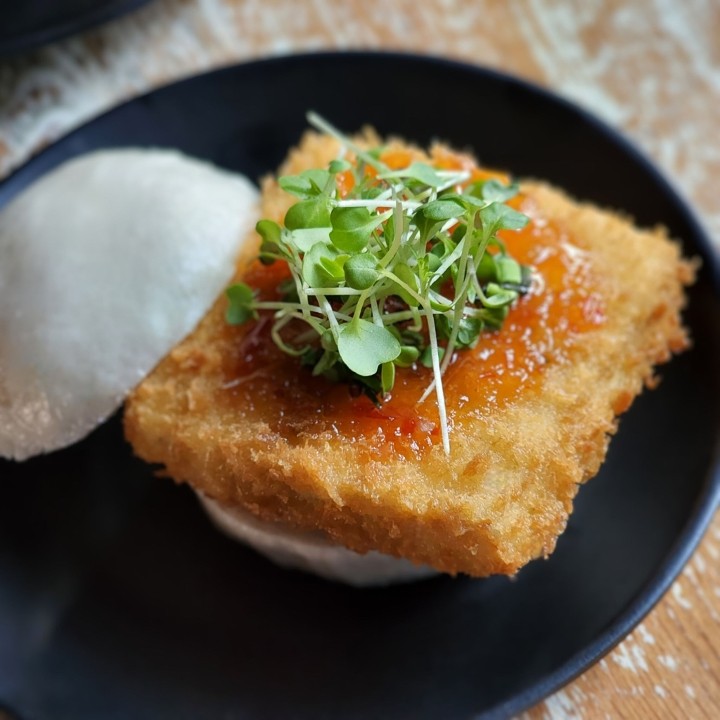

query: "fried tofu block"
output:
124 133 692 577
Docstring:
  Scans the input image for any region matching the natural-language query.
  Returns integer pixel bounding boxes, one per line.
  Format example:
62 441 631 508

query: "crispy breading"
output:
124 133 693 577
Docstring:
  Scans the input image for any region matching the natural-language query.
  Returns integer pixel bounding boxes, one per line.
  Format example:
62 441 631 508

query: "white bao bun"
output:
198 494 439 587
0 149 258 460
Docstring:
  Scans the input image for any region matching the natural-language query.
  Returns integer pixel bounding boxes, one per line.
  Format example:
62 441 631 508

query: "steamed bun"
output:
198 494 438 586
0 149 258 460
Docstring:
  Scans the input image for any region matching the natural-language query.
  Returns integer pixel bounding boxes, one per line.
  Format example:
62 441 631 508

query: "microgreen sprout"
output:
226 113 532 454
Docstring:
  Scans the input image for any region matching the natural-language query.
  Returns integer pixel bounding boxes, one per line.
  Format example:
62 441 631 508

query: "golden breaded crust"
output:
124 134 693 577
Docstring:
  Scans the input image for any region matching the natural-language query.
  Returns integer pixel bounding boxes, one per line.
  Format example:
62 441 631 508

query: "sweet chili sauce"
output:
221 152 605 459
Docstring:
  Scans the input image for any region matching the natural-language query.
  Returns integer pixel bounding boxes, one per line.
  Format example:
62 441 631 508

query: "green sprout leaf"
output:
483 283 518 308
303 169 333 193
259 242 281 265
279 174 316 198
478 305 510 329
480 201 529 235
284 196 333 230
391 263 422 307
321 330 337 352
456 316 484 348
337 319 401 376
381 361 396 394
344 253 380 290
428 289 453 312
420 345 445 368
302 242 347 287
225 283 257 325
476 251 497 282
482 179 520 203
394 345 420 367
279 169 332 198
312 349 339 376
286 227 332 252
329 206 384 253
422 199 466 221
329 159 352 174
412 207 444 244
256 219 282 244
380 162 444 188
256 219 284 264
495 255 523 285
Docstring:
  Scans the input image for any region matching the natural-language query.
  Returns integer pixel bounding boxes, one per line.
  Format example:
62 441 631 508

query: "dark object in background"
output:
0 0 152 55
0 53 718 720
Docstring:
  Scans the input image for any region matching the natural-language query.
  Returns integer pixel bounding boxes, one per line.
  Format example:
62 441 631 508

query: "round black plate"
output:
1 53 719 720
0 0 151 56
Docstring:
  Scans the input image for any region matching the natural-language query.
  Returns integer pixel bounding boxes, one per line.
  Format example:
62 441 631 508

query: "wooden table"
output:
1 1 718 716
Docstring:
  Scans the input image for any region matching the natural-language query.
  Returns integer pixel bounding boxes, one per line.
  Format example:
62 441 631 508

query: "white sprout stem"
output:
417 387 434 409
372 186 394 201
286 312 329 337
439 221 478 377
352 287 374 321
474 273 488 303
419 223 478 404
286 249 313 322
378 199 405 269
270 305 327 336
417 376 436 405
378 270 426 307
317 293 342 339
462 231 494 308
337 199 421 211
425 308 451 455
437 319 464 383
338 293 360 317
420 225 488 403
430 231 467 284
436 171 472 193
379 308 447 324
369 295 383 326
253 300 329 314
306 111 387 173
270 314 305 356
376 170 468 188
305 287 364 297
286 308 353 325
408 307 424 332
412 187 434 203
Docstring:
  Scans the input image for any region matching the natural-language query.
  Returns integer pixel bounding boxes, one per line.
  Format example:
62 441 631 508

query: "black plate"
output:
0 0 152 56
1 53 719 720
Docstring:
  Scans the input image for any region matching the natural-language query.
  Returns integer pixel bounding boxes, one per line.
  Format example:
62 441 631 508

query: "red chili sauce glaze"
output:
222 160 605 459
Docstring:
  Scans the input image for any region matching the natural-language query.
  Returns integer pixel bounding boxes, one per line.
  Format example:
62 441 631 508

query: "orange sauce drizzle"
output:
221 156 605 459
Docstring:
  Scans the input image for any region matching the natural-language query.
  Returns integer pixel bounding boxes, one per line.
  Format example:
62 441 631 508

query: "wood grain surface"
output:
1 1 718 717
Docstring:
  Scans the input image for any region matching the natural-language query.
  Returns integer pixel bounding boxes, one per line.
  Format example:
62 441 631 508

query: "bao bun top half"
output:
0 149 258 461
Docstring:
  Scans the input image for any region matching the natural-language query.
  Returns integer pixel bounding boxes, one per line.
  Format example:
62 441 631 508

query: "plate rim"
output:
0 0 152 57
1 50 719 719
